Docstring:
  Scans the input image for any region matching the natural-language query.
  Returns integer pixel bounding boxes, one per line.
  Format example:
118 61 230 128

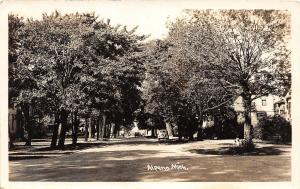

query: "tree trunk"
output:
103 124 107 138
113 123 119 138
96 116 100 140
242 95 253 145
50 113 60 148
16 108 24 139
88 118 92 140
71 112 74 143
8 114 17 149
186 118 194 141
72 110 79 145
151 127 155 137
165 121 173 138
58 108 68 149
188 129 194 141
9 129 14 149
23 104 32 146
84 117 89 141
91 118 96 138
107 123 111 139
178 124 183 141
196 112 204 141
102 114 107 138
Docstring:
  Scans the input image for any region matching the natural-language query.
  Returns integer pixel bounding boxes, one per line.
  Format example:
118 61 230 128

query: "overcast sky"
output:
6 0 296 40
6 1 192 40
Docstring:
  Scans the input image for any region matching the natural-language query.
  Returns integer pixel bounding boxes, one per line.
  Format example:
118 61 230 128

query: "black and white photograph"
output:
1 0 300 188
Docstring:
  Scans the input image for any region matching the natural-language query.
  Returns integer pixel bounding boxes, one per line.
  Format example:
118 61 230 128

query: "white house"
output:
233 95 281 127
274 90 291 121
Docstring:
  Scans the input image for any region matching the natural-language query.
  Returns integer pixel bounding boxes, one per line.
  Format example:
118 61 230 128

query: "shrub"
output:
201 118 243 139
202 126 218 139
255 115 291 143
31 120 48 139
253 122 264 140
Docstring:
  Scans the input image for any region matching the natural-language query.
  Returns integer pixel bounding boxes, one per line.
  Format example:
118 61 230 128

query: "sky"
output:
6 1 189 40
5 0 297 40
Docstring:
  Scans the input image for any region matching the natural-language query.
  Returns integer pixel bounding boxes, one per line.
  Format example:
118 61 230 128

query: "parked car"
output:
157 129 168 140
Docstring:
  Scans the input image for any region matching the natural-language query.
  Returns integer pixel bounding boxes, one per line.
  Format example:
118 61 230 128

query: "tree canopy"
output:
142 10 290 143
9 11 147 148
9 9 291 148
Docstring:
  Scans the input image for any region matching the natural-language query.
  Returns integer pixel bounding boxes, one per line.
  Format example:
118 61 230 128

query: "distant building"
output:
127 120 147 137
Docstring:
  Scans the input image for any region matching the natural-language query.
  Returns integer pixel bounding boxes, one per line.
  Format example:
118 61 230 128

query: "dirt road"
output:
9 138 291 181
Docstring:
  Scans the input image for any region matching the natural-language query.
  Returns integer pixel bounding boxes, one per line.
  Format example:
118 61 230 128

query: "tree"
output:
153 12 234 140
169 10 291 146
216 10 290 146
9 14 24 106
9 14 40 146
142 40 186 138
9 14 24 147
11 11 147 148
80 20 146 139
11 11 100 148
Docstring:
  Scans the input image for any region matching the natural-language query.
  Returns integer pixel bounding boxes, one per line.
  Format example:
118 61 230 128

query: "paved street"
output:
9 138 291 181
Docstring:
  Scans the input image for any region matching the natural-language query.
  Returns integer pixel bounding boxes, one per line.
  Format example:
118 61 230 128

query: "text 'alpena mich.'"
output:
147 162 189 171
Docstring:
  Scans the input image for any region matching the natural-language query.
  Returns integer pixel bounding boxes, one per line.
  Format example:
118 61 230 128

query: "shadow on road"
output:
33 138 160 151
189 146 284 156
9 147 291 182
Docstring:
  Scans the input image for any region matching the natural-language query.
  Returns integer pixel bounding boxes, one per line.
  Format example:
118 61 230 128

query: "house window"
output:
257 112 267 119
262 99 267 106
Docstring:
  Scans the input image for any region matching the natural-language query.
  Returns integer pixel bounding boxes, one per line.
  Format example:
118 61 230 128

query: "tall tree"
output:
81 21 146 139
9 14 40 146
142 40 182 136
216 10 290 146
12 12 100 148
167 10 290 146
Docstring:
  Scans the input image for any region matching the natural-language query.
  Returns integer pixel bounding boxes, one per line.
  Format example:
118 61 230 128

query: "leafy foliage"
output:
9 11 146 147
255 115 291 143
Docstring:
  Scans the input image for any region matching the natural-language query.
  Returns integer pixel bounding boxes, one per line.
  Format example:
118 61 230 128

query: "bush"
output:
253 122 264 140
25 119 48 139
255 115 291 143
201 118 243 139
218 119 243 139
202 126 218 139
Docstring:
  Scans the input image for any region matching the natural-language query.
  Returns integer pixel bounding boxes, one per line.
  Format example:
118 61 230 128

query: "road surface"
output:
9 138 291 181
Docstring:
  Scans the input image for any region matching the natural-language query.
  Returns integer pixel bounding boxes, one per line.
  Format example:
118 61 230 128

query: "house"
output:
8 106 18 137
127 120 147 137
274 100 285 116
274 90 291 121
233 95 281 127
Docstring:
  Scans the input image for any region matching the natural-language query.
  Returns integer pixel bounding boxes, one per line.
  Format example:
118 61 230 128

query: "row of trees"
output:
9 11 146 149
9 10 290 149
141 10 290 145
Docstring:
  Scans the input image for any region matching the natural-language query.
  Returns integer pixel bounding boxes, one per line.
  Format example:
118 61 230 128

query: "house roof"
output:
274 99 285 105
